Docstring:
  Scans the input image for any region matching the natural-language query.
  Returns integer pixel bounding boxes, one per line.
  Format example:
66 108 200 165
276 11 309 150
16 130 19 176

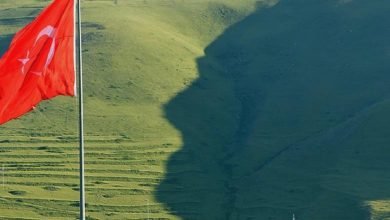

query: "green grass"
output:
1 0 390 219
0 0 257 219
0 0 257 138
0 140 181 219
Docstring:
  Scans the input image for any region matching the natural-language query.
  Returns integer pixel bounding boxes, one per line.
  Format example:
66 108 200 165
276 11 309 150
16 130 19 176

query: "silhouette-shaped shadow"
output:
157 0 390 219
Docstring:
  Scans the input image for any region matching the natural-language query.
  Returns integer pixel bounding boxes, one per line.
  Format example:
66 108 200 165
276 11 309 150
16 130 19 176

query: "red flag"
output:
0 0 76 125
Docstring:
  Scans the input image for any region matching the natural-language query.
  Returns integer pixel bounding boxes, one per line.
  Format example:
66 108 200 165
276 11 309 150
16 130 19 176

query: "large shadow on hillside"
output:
157 0 390 219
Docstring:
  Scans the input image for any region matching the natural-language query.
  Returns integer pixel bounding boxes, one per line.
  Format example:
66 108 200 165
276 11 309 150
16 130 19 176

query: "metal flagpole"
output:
76 0 85 219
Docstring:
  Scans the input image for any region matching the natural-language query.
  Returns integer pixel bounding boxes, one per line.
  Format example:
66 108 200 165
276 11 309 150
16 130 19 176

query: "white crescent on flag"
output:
18 25 56 75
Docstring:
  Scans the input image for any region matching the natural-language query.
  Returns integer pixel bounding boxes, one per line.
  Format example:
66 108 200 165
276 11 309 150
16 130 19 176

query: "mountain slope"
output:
0 0 257 219
1 0 390 219
158 0 390 219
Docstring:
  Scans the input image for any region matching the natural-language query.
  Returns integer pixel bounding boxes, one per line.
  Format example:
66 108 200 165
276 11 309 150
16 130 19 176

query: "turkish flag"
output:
0 0 76 125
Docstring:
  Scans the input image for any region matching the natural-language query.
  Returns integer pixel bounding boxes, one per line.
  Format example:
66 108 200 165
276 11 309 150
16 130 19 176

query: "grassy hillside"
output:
1 0 390 219
0 0 258 138
158 0 390 219
0 0 258 219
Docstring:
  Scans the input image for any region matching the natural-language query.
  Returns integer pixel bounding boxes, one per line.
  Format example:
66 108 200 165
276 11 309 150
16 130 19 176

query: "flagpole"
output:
76 0 85 219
